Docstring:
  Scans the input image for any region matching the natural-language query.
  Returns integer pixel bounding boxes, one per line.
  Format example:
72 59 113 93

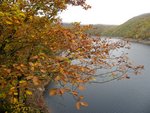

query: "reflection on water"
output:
44 42 150 113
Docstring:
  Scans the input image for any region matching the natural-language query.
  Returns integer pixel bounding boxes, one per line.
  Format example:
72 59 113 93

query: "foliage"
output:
0 0 143 112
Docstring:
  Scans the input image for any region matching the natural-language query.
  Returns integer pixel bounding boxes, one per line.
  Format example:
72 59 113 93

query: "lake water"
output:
44 42 150 113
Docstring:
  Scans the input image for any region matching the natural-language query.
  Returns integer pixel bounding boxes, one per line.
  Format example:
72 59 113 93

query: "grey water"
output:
44 42 150 113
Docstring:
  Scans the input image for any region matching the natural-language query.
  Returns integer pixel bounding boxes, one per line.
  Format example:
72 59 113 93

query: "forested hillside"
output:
102 13 150 39
63 23 117 36
86 24 117 36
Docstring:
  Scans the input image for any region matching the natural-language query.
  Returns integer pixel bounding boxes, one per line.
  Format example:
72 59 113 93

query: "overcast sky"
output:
59 0 150 25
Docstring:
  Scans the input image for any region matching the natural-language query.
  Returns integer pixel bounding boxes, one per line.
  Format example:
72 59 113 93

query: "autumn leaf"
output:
4 69 11 74
14 92 18 96
80 102 88 107
10 87 15 91
76 101 88 110
19 80 26 84
31 67 35 71
32 76 40 86
40 69 46 73
72 91 78 96
76 101 81 110
26 90 32 95
13 98 18 103
78 85 86 91
78 95 84 100
49 88 57 96
26 76 33 80
31 55 38 60
5 20 13 25
54 75 61 81
59 88 65 95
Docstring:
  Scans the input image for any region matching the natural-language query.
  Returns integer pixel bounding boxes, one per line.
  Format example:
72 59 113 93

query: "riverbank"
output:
123 38 150 45
97 36 150 45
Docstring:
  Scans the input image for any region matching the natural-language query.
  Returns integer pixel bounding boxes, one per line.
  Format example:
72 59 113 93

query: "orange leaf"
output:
49 88 57 96
72 91 78 96
54 76 61 81
40 69 46 73
26 76 33 80
78 85 85 91
59 89 65 95
79 95 84 100
64 87 70 92
31 66 34 71
76 102 80 110
5 69 11 74
31 55 38 59
80 102 88 107
32 76 40 86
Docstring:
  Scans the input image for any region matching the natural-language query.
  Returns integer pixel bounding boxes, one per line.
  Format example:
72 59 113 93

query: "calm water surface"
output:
44 42 150 113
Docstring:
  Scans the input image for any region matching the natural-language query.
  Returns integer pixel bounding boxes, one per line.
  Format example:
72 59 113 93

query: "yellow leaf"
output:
14 92 18 96
5 20 13 25
10 87 15 91
0 12 4 16
13 98 18 103
54 76 61 81
19 13 25 18
71 40 76 43
19 80 27 87
90 77 96 81
26 90 32 95
19 80 26 84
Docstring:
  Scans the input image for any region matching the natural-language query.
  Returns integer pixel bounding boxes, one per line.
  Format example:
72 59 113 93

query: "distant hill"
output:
63 13 150 39
102 13 150 39
85 24 117 36
62 23 117 36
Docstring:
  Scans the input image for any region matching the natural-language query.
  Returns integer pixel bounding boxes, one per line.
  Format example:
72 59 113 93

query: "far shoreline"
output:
94 36 150 45
123 38 150 45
